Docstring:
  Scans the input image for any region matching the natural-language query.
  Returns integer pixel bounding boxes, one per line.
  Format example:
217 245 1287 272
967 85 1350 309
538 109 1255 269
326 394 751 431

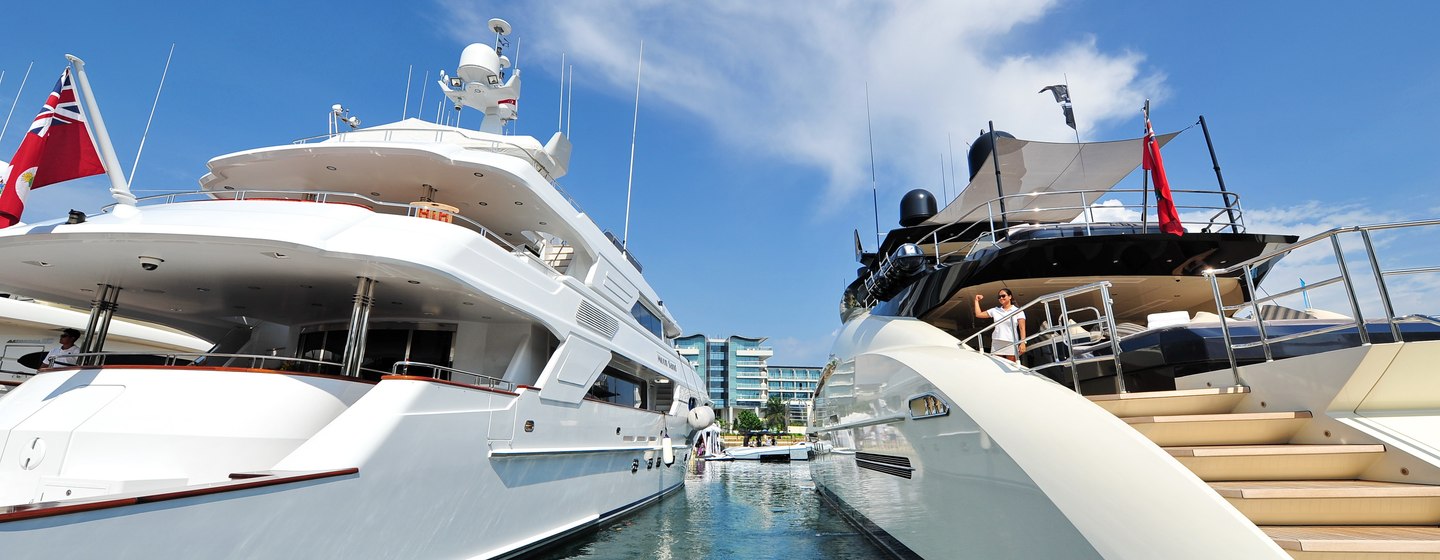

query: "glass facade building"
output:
674 334 821 425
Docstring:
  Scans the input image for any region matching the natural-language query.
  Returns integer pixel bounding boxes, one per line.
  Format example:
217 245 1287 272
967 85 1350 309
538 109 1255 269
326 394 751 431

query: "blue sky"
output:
2 1 1439 366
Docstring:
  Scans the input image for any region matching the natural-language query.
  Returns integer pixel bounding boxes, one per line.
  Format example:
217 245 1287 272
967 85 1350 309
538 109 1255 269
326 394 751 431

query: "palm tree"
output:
763 396 788 432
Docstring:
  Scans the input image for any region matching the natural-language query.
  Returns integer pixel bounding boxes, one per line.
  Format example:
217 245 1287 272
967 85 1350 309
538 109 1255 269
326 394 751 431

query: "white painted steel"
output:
810 312 1287 559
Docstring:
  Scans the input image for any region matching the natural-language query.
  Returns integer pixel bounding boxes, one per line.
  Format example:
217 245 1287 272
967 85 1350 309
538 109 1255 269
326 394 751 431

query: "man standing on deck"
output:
42 328 81 368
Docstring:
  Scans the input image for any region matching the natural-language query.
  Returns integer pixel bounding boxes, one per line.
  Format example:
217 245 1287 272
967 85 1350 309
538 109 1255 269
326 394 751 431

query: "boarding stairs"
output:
1092 387 1440 559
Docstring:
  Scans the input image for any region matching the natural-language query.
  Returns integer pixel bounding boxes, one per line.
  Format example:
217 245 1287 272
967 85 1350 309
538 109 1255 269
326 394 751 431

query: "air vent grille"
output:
576 300 620 338
855 452 915 479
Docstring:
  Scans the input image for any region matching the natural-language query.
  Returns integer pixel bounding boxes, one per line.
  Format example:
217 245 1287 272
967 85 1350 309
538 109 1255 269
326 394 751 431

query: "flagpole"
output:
1198 115 1239 231
66 55 135 206
1140 100 1150 234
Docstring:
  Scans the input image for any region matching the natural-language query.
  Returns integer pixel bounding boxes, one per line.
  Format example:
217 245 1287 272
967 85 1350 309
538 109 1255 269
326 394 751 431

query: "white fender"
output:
686 405 715 430
662 437 674 466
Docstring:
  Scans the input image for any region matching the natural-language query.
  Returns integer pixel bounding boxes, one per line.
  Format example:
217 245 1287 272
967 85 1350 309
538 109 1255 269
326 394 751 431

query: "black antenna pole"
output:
866 83 881 246
1198 115 1239 231
1140 100 1150 234
990 121 1009 231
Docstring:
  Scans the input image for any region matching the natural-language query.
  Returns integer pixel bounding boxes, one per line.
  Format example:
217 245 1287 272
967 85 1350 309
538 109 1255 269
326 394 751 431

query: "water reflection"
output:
538 460 882 559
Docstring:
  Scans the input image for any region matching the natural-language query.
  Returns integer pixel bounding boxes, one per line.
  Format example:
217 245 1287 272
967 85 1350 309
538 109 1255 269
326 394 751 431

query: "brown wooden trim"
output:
41 365 378 385
197 197 374 210
517 384 538 391
0 380 22 387
0 468 358 524
381 375 519 396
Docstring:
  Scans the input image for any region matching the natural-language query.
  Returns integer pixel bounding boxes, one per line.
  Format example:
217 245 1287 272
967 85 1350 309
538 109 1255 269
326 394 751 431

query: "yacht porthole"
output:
326 166 337 171
462 301 474 306
538 221 547 225
503 232 513 236
473 172 484 177
616 427 622 435
478 202 489 206
524 420 534 432
196 287 210 292
407 280 421 284
370 192 381 197
391 301 403 305
222 186 234 190
513 201 523 205
631 460 639 473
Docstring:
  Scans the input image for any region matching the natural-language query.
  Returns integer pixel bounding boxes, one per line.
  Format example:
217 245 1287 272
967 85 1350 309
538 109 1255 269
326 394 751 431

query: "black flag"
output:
1039 85 1076 130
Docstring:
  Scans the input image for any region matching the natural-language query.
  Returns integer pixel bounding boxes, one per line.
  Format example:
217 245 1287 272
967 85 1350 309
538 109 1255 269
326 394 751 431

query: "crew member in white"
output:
42 328 82 369
974 289 1026 362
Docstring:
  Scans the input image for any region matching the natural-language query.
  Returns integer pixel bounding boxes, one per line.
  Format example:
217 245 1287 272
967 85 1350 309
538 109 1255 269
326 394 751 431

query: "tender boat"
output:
722 441 813 461
810 124 1440 558
0 19 714 559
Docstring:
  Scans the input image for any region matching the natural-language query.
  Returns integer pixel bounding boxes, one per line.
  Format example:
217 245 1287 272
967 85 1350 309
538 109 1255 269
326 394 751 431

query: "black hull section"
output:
873 232 1294 319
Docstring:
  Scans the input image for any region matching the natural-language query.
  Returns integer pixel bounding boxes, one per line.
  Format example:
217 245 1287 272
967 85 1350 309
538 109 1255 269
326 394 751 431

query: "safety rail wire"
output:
104 189 519 252
923 187 1244 265
959 281 1128 395
61 351 386 377
391 360 514 391
288 127 594 224
1204 219 1440 385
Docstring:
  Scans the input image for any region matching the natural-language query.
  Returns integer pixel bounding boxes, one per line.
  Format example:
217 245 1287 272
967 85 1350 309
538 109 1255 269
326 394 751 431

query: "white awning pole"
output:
64 55 134 206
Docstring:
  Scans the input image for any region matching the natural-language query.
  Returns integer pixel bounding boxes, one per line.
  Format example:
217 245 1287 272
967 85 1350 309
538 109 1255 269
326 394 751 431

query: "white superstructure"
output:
0 20 713 559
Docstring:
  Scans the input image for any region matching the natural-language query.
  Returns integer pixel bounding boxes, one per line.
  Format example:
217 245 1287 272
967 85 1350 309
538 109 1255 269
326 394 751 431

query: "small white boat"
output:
723 441 813 461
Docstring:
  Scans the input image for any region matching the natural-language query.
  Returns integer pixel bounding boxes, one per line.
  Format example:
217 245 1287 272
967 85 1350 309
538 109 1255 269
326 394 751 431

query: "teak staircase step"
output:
1264 526 1440 558
1167 445 1386 481
1214 480 1440 526
1126 411 1312 447
1089 386 1250 418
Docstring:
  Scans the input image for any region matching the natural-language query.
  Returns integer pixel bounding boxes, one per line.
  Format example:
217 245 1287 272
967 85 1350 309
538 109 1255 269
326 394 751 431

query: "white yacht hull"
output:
809 312 1286 559
0 369 692 558
722 442 812 461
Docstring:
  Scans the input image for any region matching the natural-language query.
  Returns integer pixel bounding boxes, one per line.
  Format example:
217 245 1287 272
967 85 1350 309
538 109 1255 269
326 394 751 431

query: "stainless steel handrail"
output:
64 351 342 371
391 360 514 391
959 281 1126 394
103 189 519 252
1205 219 1440 384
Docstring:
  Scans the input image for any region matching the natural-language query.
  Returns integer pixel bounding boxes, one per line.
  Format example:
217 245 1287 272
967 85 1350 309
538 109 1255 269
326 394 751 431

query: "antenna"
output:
0 61 34 148
865 82 880 246
556 58 565 133
948 133 957 204
939 154 946 204
622 40 644 248
128 43 175 189
416 70 429 122
402 64 413 119
566 65 574 137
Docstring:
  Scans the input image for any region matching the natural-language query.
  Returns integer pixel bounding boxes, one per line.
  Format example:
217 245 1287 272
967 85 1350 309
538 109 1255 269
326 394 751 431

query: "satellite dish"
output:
498 55 511 69
488 18 512 36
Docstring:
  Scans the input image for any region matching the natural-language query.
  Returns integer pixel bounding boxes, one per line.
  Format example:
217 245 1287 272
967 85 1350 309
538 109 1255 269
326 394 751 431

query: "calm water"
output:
536 460 884 559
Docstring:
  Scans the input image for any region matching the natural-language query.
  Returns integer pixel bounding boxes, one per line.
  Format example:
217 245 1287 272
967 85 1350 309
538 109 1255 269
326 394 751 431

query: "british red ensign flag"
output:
1142 113 1184 236
0 68 105 227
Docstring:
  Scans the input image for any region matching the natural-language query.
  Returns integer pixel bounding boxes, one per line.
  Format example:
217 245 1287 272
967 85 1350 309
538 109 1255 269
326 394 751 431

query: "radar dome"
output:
457 43 502 85
899 189 938 227
967 130 1015 181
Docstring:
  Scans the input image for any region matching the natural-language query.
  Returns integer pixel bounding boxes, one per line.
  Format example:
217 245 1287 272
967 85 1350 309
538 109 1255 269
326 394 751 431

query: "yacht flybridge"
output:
811 125 1440 558
0 19 713 558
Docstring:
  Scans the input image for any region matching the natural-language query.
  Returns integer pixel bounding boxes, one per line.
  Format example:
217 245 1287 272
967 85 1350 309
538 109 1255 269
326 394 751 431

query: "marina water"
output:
538 460 883 559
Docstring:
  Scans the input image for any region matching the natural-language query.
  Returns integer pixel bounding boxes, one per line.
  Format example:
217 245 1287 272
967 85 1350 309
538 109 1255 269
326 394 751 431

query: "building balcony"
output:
734 347 773 357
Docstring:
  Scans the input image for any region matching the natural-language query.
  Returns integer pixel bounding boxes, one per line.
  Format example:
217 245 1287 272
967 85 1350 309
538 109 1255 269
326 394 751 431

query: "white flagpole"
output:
65 55 133 206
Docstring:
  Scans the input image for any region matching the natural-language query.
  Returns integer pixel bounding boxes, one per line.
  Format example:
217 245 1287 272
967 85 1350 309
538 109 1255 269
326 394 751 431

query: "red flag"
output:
1142 114 1183 236
0 68 105 227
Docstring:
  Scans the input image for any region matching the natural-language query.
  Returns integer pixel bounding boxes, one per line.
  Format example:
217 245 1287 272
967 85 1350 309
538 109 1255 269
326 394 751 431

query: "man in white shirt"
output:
42 328 81 369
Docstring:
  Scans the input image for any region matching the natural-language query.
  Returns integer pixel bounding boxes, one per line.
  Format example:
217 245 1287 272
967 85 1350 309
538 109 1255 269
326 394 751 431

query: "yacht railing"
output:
104 189 519 252
925 187 1245 264
959 281 1127 395
1204 219 1440 385
288 127 594 225
59 351 390 377
390 360 514 391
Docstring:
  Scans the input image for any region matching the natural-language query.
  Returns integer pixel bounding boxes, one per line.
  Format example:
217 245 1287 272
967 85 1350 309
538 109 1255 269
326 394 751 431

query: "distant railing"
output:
104 189 519 252
391 360 514 391
959 281 1127 395
288 126 595 230
1205 219 1440 384
59 351 386 378
924 187 1245 265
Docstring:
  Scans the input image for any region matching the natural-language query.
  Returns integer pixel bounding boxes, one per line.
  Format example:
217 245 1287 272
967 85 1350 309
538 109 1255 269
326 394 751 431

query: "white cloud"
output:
441 0 1163 213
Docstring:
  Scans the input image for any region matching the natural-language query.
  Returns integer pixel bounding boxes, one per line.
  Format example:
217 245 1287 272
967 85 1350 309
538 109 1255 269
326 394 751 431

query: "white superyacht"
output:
0 19 714 559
